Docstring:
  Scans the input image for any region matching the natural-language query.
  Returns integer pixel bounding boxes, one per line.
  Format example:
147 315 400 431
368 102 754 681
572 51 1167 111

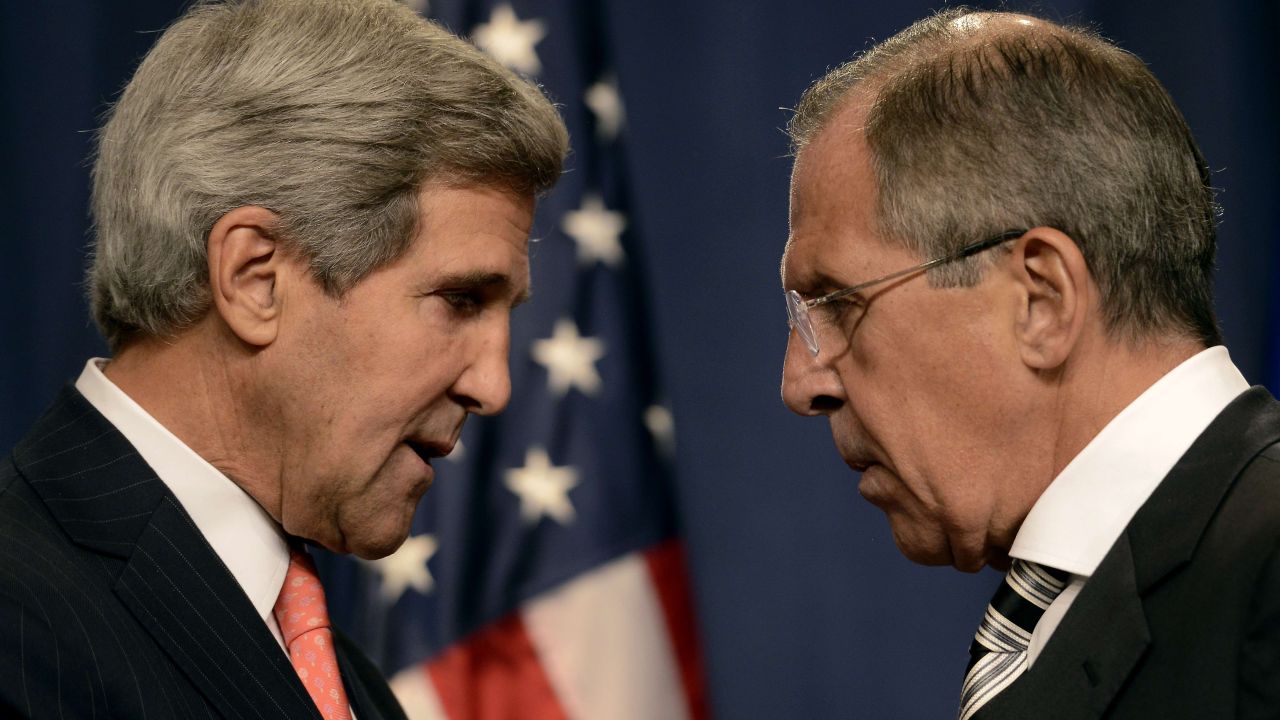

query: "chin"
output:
344 523 413 560
885 511 995 572
338 469 431 559
346 536 405 561
889 524 962 569
298 514 411 559
897 540 990 573
950 554 989 574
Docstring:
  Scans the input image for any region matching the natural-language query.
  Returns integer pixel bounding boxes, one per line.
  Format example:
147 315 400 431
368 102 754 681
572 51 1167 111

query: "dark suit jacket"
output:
977 387 1280 719
0 386 408 720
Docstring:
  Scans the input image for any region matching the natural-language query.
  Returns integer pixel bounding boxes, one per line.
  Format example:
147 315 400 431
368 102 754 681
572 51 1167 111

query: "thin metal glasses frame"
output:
786 230 1025 357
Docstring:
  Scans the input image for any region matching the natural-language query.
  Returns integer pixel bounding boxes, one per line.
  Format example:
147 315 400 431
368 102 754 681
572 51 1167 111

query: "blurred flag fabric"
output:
318 1 708 718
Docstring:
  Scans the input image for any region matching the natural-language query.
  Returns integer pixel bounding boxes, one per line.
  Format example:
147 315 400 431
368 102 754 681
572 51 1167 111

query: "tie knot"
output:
958 560 1071 720
1005 559 1070 611
273 547 332 647
976 560 1069 655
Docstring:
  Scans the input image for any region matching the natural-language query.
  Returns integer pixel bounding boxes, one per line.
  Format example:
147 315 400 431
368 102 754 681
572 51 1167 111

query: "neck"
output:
104 322 282 517
977 330 1204 569
1044 331 1205 479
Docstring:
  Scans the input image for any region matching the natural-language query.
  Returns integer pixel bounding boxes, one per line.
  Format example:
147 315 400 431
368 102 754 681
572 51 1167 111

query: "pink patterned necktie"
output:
274 547 352 720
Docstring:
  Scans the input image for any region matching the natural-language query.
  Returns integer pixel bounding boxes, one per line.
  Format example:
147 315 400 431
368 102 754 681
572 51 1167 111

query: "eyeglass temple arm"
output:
805 231 1022 309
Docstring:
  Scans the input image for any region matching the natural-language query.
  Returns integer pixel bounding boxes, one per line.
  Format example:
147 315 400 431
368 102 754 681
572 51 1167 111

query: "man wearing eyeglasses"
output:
781 9 1280 719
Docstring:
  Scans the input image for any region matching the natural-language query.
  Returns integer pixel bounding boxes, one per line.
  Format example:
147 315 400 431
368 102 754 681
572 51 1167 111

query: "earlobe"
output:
1011 227 1091 371
207 206 285 347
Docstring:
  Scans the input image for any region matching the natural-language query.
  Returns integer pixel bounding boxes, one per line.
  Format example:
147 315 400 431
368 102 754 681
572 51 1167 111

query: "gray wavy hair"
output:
789 8 1220 347
90 0 568 350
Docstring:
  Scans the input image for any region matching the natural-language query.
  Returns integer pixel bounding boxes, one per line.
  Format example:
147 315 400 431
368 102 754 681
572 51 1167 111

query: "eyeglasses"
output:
785 230 1025 357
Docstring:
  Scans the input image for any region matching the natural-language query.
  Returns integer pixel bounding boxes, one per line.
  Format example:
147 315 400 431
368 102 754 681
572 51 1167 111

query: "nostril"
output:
810 394 842 413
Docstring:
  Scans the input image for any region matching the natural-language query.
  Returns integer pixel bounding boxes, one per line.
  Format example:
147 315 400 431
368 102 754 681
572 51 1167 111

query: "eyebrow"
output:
810 270 850 293
435 271 532 306
787 269 852 298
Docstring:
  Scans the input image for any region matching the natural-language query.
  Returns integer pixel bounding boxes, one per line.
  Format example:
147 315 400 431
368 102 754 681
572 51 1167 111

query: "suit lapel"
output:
14 387 320 719
116 496 322 719
14 386 166 560
979 387 1280 719
1123 387 1280 592
334 627 409 720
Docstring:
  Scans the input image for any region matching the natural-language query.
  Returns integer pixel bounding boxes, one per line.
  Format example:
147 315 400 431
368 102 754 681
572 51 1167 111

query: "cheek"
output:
339 336 450 416
837 357 980 488
335 447 430 557
883 327 1001 424
839 355 941 447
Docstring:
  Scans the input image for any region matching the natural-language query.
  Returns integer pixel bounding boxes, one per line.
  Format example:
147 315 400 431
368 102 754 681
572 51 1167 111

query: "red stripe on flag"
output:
645 540 710 720
426 613 569 720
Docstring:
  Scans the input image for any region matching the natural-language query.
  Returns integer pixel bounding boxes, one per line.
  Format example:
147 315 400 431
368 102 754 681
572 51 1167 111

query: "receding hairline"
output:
787 6 1223 347
790 10 1096 151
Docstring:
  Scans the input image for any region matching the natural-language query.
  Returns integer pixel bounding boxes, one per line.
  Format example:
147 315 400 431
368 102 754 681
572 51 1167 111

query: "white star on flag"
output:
504 446 579 525
562 194 627 267
585 75 625 140
531 318 606 396
645 404 676 457
364 533 438 602
472 4 546 75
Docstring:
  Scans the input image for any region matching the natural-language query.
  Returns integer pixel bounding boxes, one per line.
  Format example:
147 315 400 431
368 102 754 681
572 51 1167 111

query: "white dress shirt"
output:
1008 346 1249 665
75 359 291 652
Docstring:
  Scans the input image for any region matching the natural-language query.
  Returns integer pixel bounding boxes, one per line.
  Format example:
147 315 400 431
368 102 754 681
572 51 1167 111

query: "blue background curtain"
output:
3 2 1277 717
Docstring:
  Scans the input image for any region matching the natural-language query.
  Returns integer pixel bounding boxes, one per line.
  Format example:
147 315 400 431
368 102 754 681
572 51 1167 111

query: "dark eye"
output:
814 295 865 324
439 291 484 316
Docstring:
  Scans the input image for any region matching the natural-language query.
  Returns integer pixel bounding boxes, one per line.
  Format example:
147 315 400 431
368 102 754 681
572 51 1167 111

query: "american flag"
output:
319 2 708 718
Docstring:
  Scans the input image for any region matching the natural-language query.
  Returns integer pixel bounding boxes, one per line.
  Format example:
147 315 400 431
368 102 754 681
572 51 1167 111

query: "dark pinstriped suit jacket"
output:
0 386 408 719
975 387 1280 719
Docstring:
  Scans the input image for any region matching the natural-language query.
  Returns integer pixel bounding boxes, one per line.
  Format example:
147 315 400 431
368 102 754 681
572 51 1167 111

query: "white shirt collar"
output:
75 358 290 647
1009 346 1249 576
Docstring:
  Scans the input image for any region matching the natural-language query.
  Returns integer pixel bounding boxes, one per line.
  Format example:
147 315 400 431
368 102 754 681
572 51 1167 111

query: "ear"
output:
206 206 286 347
1009 227 1092 370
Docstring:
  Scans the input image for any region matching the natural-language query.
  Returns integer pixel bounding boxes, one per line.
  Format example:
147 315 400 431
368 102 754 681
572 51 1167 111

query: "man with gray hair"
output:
782 8 1279 718
0 1 566 717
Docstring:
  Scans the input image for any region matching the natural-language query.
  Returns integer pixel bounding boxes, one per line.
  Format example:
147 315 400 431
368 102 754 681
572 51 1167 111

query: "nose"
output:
781 330 846 416
451 315 513 416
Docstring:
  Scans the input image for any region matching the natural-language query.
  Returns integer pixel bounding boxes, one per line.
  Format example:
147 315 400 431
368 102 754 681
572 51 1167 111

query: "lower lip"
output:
857 465 888 504
406 445 436 488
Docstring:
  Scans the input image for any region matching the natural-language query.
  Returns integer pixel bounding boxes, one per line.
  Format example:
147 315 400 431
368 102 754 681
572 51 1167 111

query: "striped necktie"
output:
958 559 1070 720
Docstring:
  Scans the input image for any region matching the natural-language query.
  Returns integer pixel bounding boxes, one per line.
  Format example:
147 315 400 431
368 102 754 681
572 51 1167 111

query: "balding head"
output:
789 8 1220 347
